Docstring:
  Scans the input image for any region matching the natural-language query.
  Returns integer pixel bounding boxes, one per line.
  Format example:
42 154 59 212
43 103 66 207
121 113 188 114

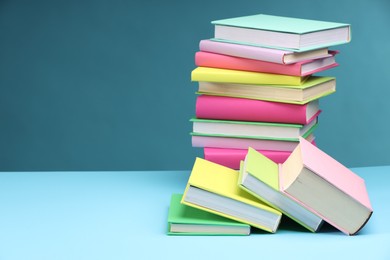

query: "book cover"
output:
195 95 321 124
280 138 373 235
191 117 318 141
212 14 351 51
195 51 338 76
199 39 330 64
191 67 308 86
204 147 291 169
197 76 336 104
181 157 282 233
238 148 324 232
167 194 250 235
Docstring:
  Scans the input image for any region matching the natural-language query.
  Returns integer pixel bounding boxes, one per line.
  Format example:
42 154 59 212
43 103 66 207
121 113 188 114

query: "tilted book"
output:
167 194 250 235
204 147 291 170
182 158 282 233
195 95 321 124
238 148 324 232
197 76 335 104
199 39 330 64
211 14 350 52
191 67 307 86
195 51 338 76
280 138 373 235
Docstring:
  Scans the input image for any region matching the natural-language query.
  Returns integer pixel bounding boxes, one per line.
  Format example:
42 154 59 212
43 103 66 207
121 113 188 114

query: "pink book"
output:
191 134 315 152
195 51 338 77
199 39 330 64
204 147 290 169
196 95 321 124
280 138 373 235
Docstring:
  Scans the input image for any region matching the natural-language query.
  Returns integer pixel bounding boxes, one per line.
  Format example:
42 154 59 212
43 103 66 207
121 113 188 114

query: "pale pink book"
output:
199 39 330 64
204 147 290 169
191 134 316 152
279 138 373 235
195 51 338 77
196 95 321 124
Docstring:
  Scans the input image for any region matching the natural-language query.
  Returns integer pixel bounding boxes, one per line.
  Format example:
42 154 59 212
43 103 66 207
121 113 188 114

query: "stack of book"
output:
190 14 346 170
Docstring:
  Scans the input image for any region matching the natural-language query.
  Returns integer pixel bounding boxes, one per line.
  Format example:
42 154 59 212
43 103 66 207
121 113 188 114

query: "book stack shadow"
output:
167 14 373 236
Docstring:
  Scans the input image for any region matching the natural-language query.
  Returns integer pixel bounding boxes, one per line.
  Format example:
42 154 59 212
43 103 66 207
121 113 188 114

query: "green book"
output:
211 14 351 52
167 194 250 235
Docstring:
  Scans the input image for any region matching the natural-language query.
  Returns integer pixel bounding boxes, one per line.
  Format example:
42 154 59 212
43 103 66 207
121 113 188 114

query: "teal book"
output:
167 194 250 235
211 14 351 52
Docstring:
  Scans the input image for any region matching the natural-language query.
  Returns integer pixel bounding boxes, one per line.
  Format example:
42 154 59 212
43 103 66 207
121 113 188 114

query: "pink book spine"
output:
195 51 301 76
196 95 319 124
199 39 287 64
204 148 291 169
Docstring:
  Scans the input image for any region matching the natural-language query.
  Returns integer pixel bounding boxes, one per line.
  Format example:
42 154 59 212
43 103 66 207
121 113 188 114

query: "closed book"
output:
192 67 307 86
197 76 335 104
191 117 318 141
191 133 315 152
199 39 329 64
195 95 320 124
280 138 373 235
167 194 250 235
195 51 338 76
238 148 324 232
204 147 291 169
182 157 282 233
212 14 350 52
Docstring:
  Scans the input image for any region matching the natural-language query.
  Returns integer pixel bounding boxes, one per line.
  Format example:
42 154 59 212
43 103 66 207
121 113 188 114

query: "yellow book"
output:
181 157 282 233
191 67 308 86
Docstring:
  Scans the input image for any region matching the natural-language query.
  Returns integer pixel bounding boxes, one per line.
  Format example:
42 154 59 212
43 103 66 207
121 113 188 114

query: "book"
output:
195 51 338 76
191 133 315 151
191 117 318 141
199 39 330 64
191 67 308 86
212 14 350 52
238 148 324 232
204 147 291 169
181 157 282 233
197 76 335 105
167 193 250 235
195 95 321 124
280 138 373 235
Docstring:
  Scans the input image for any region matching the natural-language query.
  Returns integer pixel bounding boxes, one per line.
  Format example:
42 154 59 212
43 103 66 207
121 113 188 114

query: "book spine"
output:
195 51 301 76
199 39 287 64
195 95 312 124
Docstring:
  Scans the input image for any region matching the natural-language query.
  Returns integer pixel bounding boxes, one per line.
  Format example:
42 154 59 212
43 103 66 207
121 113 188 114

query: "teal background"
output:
0 0 389 171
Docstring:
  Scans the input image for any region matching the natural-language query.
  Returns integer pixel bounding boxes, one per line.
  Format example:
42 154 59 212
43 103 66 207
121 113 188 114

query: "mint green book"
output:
211 14 351 52
167 194 250 235
237 148 324 232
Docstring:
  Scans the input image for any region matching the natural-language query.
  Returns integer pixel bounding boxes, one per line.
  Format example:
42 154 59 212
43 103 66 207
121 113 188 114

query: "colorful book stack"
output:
190 14 347 170
167 14 374 237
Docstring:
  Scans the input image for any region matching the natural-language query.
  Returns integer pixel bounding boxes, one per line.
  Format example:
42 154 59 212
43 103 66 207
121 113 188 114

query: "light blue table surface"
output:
0 166 389 260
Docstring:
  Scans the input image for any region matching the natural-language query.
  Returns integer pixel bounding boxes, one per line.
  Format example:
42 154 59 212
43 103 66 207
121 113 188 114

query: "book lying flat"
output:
191 133 315 152
191 117 318 141
204 147 291 170
191 67 308 86
199 39 330 64
196 95 320 124
280 138 373 235
238 148 324 232
212 14 350 52
197 76 335 104
195 51 338 76
182 158 282 233
167 194 250 235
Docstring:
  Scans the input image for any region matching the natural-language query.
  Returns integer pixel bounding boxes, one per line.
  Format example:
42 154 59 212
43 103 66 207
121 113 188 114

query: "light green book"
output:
197 76 336 105
237 148 324 232
167 194 250 235
211 14 351 52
